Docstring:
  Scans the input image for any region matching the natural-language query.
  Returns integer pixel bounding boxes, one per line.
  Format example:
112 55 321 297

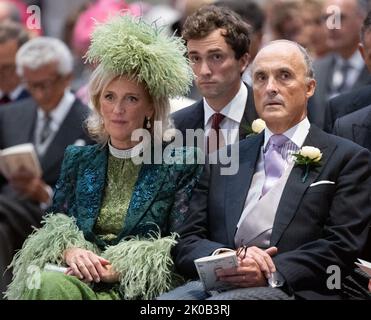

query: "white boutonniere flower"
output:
244 119 266 137
251 119 266 134
293 146 322 183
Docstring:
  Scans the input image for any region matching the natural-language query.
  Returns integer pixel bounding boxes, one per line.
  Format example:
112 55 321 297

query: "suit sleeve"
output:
273 147 371 294
173 162 231 279
167 147 204 233
324 99 335 133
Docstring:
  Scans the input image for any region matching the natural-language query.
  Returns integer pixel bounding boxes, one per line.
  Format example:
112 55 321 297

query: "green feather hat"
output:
86 14 193 99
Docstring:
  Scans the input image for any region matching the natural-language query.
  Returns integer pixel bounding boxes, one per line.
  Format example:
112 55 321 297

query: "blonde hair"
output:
85 64 173 145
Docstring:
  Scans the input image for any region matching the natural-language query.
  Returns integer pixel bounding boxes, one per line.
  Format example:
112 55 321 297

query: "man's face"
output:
323 0 363 56
0 39 20 93
22 63 71 112
187 28 249 110
252 42 316 133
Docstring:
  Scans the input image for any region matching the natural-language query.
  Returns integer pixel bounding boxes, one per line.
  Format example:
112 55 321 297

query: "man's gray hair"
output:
16 37 73 76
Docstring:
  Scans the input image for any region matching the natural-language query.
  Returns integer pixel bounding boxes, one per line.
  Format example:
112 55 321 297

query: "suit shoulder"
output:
0 97 35 115
329 84 371 106
325 129 368 154
337 104 371 125
72 98 91 115
171 101 202 123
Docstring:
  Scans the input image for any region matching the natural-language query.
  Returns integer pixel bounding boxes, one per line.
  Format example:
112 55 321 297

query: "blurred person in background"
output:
0 36 92 299
0 20 30 105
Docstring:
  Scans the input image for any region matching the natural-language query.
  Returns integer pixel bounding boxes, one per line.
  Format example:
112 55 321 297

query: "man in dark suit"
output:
0 36 92 298
159 40 371 300
308 0 370 129
0 21 30 105
172 5 257 152
324 10 371 133
333 104 371 151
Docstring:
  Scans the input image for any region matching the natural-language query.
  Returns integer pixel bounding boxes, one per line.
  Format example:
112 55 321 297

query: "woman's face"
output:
100 76 154 149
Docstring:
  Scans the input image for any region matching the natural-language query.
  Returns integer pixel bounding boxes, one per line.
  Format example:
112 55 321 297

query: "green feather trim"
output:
102 232 182 300
5 213 99 300
86 15 193 99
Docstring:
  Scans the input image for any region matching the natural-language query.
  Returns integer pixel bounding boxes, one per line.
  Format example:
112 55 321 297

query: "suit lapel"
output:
17 100 37 144
118 163 168 237
352 111 371 150
270 126 336 246
239 84 258 140
225 134 263 244
191 101 205 130
79 146 108 234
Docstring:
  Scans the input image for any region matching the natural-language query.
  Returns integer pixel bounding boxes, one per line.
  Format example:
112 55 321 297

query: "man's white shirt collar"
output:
0 84 26 101
203 81 247 126
263 117 310 150
37 89 75 128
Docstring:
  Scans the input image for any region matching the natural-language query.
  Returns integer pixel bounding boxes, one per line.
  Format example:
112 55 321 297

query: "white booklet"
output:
0 143 42 180
355 258 371 278
194 250 238 292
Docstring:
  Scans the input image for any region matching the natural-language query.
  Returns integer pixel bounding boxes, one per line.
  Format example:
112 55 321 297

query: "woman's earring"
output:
146 116 151 129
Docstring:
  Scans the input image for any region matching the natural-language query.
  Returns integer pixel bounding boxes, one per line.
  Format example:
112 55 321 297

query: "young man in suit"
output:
0 20 30 105
159 40 371 300
171 5 258 152
0 36 92 298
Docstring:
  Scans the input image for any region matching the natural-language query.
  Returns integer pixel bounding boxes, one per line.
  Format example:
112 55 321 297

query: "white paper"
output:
355 258 371 277
194 251 238 292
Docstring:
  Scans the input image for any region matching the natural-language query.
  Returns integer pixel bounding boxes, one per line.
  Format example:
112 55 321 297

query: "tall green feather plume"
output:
5 214 99 300
86 15 193 99
102 232 183 300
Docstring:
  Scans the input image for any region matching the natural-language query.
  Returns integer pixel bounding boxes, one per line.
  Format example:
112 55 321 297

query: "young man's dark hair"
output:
182 5 251 59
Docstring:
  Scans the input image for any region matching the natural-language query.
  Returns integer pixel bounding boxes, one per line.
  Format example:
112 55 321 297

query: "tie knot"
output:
267 134 288 149
211 113 225 130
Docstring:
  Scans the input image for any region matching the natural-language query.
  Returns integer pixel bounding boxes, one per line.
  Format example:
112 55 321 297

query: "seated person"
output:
5 15 202 300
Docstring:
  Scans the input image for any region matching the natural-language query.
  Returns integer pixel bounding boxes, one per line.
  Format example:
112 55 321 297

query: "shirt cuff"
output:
40 185 53 210
268 270 286 288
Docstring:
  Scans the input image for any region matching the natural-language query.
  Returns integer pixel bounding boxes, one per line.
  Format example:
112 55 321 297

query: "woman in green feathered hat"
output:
5 14 203 300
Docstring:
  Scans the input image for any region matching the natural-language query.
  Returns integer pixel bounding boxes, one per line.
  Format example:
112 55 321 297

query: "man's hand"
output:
368 279 371 292
9 169 50 203
215 257 267 287
237 246 277 279
64 248 110 283
215 246 278 288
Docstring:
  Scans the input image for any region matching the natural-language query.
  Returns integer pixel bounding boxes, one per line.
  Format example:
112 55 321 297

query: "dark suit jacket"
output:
0 96 93 189
174 125 371 299
324 84 371 133
171 83 258 144
333 105 371 262
333 104 371 151
308 54 371 129
0 95 93 296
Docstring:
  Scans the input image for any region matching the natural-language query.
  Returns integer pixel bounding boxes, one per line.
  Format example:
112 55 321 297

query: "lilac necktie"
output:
261 134 289 196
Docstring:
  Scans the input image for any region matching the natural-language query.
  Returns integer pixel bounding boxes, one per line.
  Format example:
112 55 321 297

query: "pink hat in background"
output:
72 0 146 56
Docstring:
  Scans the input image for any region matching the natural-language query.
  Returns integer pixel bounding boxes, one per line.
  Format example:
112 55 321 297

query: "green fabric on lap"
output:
22 272 120 300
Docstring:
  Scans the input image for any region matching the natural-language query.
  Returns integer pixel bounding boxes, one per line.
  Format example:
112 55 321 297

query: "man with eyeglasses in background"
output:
0 20 30 105
0 36 92 298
